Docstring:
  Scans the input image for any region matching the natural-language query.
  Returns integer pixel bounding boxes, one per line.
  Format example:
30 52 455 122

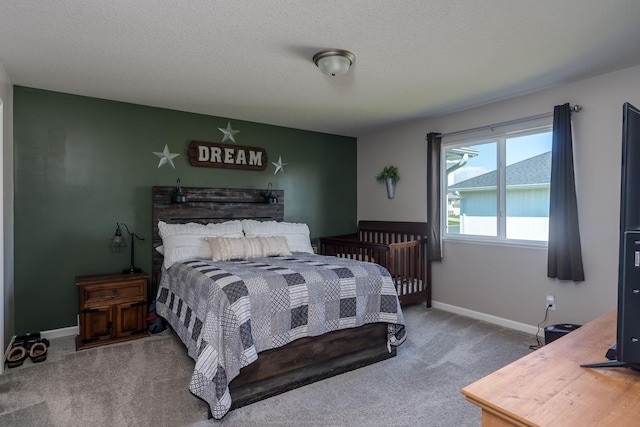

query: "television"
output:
582 102 640 370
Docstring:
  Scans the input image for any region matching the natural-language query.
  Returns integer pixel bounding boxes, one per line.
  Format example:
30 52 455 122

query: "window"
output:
443 126 552 244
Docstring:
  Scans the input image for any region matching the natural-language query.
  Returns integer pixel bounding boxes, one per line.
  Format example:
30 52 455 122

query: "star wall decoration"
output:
272 155 288 175
153 144 180 169
218 121 239 143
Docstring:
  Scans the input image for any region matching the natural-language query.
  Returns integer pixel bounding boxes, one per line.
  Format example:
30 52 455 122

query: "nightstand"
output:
75 272 149 351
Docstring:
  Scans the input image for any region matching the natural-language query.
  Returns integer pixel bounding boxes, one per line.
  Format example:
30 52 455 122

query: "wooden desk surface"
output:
462 310 640 427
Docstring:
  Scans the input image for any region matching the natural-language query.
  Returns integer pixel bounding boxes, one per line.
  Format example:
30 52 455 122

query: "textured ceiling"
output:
2 1 640 137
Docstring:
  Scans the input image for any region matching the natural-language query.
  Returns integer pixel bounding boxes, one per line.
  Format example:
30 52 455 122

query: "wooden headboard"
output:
151 186 284 284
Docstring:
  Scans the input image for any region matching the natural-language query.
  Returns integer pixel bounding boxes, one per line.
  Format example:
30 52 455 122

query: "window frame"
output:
441 124 553 247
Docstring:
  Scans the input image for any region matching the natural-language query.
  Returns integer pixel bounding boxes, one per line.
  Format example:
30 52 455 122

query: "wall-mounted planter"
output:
376 165 400 200
386 178 396 199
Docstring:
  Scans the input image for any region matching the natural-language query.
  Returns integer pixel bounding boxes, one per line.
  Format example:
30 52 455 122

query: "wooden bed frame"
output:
319 220 431 307
151 186 396 411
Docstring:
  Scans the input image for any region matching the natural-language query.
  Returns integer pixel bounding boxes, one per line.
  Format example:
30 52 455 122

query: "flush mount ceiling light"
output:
313 49 355 77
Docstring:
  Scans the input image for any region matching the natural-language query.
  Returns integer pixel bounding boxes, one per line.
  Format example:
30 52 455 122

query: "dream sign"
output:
188 141 267 171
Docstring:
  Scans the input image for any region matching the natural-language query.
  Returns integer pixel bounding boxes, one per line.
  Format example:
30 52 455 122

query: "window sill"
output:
442 236 548 250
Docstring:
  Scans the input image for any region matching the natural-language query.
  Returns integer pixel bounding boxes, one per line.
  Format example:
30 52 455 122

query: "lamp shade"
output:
109 223 127 253
313 49 355 76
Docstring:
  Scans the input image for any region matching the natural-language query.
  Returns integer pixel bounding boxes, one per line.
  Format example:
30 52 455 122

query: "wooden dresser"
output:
75 272 149 350
462 310 640 427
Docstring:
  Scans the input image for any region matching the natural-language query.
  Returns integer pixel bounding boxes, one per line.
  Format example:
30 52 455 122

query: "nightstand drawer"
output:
84 281 144 305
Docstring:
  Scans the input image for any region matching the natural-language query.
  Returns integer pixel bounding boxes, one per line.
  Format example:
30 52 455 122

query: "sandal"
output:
29 339 48 363
6 345 28 368
15 331 40 350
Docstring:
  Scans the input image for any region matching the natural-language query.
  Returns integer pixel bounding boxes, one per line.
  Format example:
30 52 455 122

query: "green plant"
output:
375 165 400 184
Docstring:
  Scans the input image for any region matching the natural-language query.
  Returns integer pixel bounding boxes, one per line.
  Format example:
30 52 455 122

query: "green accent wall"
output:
14 86 357 333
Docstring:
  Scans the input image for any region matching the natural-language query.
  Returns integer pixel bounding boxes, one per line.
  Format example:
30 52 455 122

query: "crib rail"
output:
320 221 431 307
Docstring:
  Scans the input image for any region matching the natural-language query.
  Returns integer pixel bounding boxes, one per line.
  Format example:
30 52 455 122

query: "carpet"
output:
0 306 534 426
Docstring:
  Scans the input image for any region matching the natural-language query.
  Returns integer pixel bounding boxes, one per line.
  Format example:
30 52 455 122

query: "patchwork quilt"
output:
155 253 406 419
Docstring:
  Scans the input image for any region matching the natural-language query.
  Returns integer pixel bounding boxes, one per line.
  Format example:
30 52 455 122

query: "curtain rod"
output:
433 105 582 139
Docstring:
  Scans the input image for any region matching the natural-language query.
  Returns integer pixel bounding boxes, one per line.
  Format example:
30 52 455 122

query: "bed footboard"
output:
229 323 394 410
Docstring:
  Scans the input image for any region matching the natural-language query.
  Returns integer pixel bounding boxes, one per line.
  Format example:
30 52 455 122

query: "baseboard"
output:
41 325 79 340
431 301 538 335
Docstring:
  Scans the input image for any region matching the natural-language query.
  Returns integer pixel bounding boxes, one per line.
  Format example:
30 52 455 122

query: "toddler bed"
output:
320 221 431 307
151 186 406 419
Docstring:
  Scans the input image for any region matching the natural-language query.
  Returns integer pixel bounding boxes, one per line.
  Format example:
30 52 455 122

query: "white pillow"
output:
158 220 243 268
207 236 291 261
241 219 314 254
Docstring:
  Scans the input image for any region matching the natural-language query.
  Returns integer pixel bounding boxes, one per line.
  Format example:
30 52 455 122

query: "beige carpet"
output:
0 306 534 427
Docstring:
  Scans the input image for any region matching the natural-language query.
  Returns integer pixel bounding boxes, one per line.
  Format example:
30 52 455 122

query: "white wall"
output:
0 60 12 366
358 65 640 329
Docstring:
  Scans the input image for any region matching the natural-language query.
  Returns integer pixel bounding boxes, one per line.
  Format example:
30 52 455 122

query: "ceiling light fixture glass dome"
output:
313 49 355 77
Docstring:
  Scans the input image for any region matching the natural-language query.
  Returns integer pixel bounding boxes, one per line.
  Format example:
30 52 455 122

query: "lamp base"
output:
123 266 142 274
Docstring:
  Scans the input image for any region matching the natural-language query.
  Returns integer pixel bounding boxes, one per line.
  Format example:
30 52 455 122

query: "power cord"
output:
529 304 552 350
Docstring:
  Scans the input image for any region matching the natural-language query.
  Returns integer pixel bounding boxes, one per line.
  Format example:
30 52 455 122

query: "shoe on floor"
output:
6 346 28 368
29 340 48 363
14 332 41 350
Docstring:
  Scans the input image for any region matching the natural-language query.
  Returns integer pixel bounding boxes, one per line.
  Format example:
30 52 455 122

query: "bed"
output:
319 221 431 307
151 186 406 419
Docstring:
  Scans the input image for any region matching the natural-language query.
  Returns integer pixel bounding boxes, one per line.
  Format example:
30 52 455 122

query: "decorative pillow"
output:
257 236 292 257
207 235 292 261
158 220 244 268
241 219 314 254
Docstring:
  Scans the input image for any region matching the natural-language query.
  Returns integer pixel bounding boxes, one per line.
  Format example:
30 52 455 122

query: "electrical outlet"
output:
546 294 556 311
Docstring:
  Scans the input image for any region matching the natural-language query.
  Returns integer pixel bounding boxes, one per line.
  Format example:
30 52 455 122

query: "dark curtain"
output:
426 132 443 261
547 103 585 281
